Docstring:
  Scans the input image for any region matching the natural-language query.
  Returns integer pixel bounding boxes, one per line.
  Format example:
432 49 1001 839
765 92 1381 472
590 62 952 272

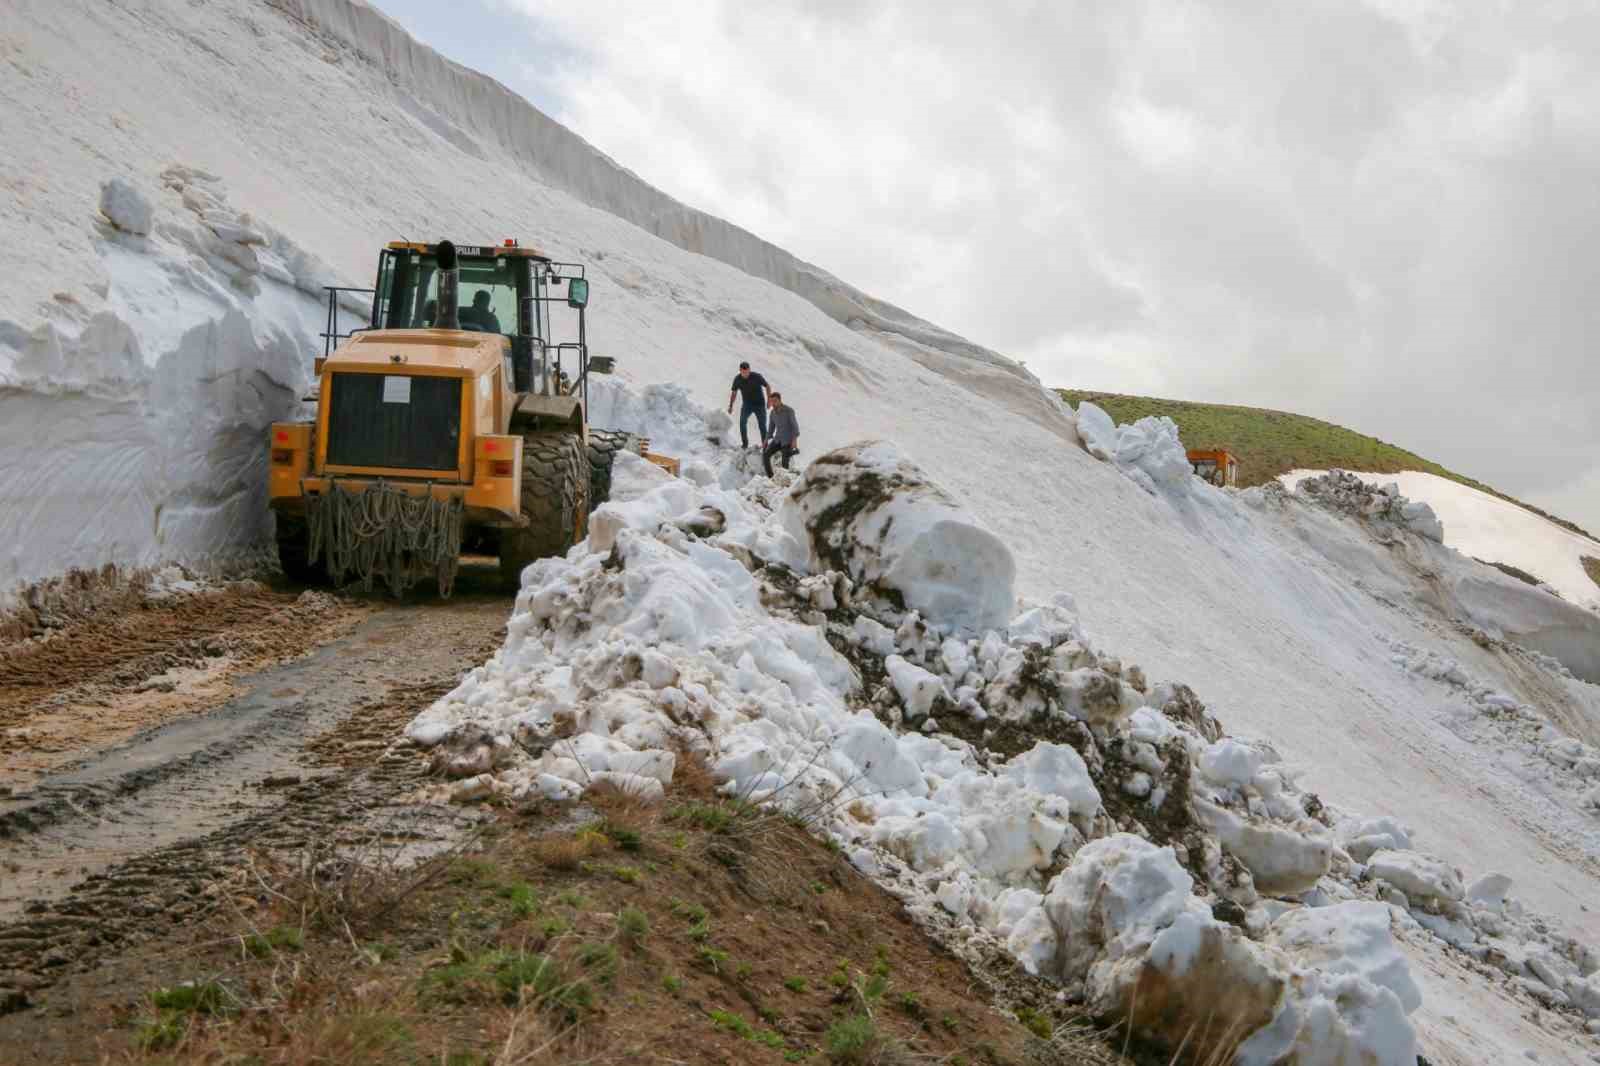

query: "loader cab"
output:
357 241 591 402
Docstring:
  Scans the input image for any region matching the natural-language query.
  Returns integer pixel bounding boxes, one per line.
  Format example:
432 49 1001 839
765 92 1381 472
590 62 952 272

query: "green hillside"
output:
1059 389 1597 542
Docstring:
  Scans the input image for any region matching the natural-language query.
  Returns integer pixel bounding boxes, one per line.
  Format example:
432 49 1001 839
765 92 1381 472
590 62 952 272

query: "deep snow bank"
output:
1285 469 1600 613
268 0 1057 415
406 411 1600 1062
0 167 347 603
1276 471 1600 685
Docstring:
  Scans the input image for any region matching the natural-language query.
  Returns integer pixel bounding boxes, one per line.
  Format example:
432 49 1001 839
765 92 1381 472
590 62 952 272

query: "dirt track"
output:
0 567 512 1020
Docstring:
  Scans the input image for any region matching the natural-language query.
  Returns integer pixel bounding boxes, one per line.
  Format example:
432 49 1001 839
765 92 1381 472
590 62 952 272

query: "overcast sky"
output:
377 0 1599 532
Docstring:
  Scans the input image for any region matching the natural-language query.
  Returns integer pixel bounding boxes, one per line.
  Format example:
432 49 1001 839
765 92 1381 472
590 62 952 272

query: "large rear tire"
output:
586 428 643 511
275 514 330 586
500 431 590 589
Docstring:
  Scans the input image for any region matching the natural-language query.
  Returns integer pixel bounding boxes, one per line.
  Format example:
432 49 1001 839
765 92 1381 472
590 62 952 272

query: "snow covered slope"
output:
1285 469 1600 613
5 1 1600 1059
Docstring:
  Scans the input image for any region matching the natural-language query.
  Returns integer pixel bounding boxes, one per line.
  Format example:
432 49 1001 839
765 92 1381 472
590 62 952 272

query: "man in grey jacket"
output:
762 391 799 476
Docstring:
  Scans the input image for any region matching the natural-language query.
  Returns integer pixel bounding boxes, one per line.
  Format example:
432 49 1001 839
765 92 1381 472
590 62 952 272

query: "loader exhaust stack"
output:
435 240 460 330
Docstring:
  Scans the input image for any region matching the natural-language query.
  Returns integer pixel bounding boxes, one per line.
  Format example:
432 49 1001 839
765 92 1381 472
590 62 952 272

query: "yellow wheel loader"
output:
267 239 636 596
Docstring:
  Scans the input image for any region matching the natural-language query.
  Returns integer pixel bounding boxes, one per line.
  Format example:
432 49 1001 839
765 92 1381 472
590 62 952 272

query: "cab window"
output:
377 251 520 335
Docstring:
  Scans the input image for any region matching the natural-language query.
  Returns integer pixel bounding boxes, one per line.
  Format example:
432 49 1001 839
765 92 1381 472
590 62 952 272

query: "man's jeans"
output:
739 401 769 448
763 441 796 476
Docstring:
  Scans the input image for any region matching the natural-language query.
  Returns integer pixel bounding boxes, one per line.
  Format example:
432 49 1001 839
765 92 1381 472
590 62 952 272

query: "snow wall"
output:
0 0 1070 606
269 0 1068 435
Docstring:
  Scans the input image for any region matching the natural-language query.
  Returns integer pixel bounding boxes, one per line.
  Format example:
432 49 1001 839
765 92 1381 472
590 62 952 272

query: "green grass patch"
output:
496 881 540 918
783 976 807 993
603 823 643 851
420 949 575 1007
243 925 303 958
150 980 232 1015
1014 1005 1052 1040
710 1009 786 1050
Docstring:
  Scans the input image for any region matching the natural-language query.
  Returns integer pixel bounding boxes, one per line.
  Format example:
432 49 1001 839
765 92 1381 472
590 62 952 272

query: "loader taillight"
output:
272 449 295 465
489 459 514 478
275 430 289 443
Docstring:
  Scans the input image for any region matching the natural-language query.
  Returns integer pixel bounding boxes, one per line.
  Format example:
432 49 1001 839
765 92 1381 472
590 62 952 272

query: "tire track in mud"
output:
0 586 510 1014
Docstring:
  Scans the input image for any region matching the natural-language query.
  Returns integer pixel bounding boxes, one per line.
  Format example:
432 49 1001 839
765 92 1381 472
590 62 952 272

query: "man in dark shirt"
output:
459 290 502 333
726 361 771 448
763 391 799 476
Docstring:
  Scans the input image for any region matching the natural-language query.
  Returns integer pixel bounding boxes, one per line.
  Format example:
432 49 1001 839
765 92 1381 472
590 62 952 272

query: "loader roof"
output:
327 328 508 375
386 240 551 262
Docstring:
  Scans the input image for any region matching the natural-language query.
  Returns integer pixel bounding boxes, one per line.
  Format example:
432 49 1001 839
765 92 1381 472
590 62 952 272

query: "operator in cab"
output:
459 290 502 333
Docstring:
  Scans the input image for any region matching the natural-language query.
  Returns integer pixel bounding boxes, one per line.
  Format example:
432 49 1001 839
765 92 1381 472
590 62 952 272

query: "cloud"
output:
481 0 1598 529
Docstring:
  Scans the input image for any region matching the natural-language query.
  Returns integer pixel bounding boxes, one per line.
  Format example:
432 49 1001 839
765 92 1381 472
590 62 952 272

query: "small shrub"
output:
494 952 563 1004
710 1008 755 1040
151 980 232 1015
535 830 609 870
672 899 708 923
897 991 924 1018
695 946 730 974
556 890 585 908
857 972 888 1004
686 917 711 942
611 864 643 885
783 976 807 993
135 1013 188 1051
825 1014 879 1064
941 1013 959 1031
662 973 683 995
1015 1006 1052 1040
243 925 304 958
605 824 643 852
497 881 540 918
618 907 650 943
540 916 569 938
577 941 618 982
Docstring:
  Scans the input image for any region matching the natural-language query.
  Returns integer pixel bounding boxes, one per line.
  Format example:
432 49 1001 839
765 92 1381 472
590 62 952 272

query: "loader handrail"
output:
321 286 378 360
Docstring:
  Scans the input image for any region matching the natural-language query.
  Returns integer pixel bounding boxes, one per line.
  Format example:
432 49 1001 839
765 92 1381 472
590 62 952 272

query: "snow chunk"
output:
1367 850 1465 903
998 742 1101 824
1197 798 1332 895
1268 902 1422 1013
99 177 153 235
884 654 944 722
781 442 1015 631
1198 738 1263 787
1075 401 1118 461
1046 834 1196 984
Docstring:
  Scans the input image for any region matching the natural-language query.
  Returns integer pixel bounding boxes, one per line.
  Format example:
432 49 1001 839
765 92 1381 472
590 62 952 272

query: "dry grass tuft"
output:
531 828 611 871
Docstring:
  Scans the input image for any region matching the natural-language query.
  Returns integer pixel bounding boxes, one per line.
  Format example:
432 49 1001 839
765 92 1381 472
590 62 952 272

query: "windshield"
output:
376 251 521 335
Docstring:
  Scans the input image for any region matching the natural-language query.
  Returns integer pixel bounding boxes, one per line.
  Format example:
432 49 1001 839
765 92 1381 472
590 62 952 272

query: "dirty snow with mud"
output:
409 388 1600 1065
6 1 1600 1061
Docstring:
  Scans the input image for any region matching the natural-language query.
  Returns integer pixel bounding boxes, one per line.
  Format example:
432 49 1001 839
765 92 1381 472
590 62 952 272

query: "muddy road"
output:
0 568 512 1017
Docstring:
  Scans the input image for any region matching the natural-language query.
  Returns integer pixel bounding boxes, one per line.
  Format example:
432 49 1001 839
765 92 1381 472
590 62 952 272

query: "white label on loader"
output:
382 375 412 404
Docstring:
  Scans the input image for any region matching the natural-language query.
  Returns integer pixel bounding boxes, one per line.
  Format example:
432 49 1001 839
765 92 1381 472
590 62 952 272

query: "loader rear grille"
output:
326 373 462 472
